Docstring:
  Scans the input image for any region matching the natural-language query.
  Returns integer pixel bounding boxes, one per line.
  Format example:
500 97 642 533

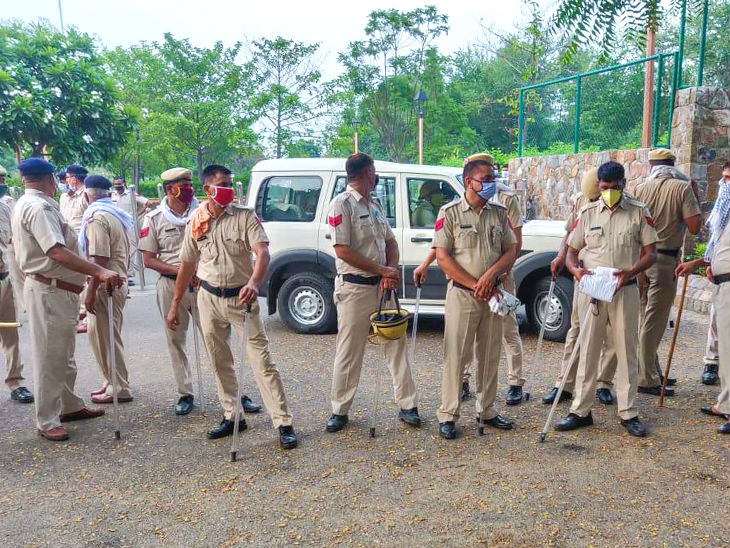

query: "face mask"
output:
476 181 497 202
114 185 125 194
56 183 68 194
0 185 7 198
601 188 622 208
210 185 235 207
429 193 445 207
174 186 195 206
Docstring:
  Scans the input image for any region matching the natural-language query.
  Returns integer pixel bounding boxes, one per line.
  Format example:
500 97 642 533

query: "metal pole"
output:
667 52 680 147
107 288 121 440
517 89 525 157
235 182 244 205
58 0 64 32
409 283 422 365
651 55 665 147
524 279 556 402
418 112 424 165
573 77 582 154
697 0 709 86
677 0 687 89
128 184 145 290
641 28 656 148
354 131 359 154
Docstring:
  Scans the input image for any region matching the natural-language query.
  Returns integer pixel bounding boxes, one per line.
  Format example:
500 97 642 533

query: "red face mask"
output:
174 186 195 205
210 185 235 207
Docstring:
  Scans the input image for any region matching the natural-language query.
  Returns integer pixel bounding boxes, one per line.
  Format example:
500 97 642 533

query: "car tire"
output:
525 275 573 342
277 273 337 334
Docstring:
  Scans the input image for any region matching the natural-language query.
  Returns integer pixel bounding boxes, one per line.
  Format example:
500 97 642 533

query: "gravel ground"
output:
1 279 728 548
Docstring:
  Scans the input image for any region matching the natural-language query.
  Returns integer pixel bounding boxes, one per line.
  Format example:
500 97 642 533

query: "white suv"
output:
246 158 574 341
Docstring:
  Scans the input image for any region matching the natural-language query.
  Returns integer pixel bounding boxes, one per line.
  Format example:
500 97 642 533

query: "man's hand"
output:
550 254 565 279
85 289 97 315
613 269 632 292
95 268 121 289
675 260 699 278
380 265 400 281
572 268 593 282
474 269 498 300
413 262 428 287
190 274 200 289
707 265 714 284
166 301 181 331
380 276 398 291
238 281 259 305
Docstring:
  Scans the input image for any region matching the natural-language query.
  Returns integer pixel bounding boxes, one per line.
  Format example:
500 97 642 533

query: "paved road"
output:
1 275 728 547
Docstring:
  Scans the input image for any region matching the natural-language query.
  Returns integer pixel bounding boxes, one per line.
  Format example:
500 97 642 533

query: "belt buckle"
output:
50 278 58 288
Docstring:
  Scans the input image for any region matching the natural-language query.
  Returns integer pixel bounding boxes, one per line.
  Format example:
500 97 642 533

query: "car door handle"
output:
411 236 433 243
325 234 331 240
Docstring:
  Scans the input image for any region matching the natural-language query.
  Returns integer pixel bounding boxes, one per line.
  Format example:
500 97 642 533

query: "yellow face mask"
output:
601 188 622 208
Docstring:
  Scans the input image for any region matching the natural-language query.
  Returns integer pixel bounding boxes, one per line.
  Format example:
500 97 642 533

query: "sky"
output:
0 0 552 79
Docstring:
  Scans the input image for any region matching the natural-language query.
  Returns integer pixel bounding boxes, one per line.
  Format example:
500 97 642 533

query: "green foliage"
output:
0 22 133 165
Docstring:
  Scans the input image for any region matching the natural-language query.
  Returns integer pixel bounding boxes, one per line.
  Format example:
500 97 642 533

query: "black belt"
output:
161 274 177 281
713 273 730 285
624 278 637 287
342 274 381 286
453 281 473 292
658 248 680 257
0 272 8 281
199 280 243 298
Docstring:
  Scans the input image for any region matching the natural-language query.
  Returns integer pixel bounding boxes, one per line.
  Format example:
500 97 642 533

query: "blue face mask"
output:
57 182 68 194
476 181 497 202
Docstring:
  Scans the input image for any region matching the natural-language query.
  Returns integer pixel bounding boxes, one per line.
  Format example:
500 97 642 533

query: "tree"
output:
0 22 133 165
248 37 325 158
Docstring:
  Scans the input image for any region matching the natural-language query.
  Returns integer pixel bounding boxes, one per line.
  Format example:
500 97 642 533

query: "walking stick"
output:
107 287 121 440
188 285 205 413
0 322 21 328
524 277 557 402
231 304 251 462
478 311 495 436
409 281 422 366
540 302 594 442
659 275 688 407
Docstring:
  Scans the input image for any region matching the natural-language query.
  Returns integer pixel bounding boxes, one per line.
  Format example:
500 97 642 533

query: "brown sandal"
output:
91 393 133 404
700 406 729 419
90 384 108 397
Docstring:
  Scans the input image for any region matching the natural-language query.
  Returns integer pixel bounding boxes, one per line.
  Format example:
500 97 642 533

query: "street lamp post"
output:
414 90 427 165
352 119 361 154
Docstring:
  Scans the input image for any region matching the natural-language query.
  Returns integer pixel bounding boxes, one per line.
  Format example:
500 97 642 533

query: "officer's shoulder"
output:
579 200 600 214
624 197 646 209
440 199 461 215
147 207 163 219
490 199 507 211
231 203 255 213
329 191 350 208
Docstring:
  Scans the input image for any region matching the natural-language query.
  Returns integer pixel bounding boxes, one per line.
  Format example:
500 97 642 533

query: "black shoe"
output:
505 385 524 406
461 381 471 401
326 414 348 433
398 407 421 427
596 388 614 405
10 386 34 403
638 385 674 397
620 416 648 437
477 414 514 430
660 375 677 387
207 418 246 439
718 422 730 434
278 425 298 449
555 412 593 431
700 406 729 420
241 395 262 414
702 364 719 386
439 421 456 439
175 394 194 415
127 278 136 287
542 387 572 405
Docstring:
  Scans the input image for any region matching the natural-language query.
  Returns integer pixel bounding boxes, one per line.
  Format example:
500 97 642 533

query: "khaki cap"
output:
464 152 494 166
161 167 193 182
580 167 600 200
648 148 676 161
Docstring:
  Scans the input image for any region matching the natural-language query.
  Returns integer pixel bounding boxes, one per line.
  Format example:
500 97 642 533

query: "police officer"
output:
325 153 420 433
434 153 518 439
544 168 617 405
59 164 88 232
78 175 134 404
557 161 657 437
141 167 261 416
635 149 701 396
0 165 26 310
11 159 120 441
0 192 32 403
166 164 297 449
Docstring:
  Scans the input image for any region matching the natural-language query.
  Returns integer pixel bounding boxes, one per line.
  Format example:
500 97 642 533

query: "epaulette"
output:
578 200 601 215
624 197 646 208
231 203 254 212
490 200 507 210
147 207 163 219
441 200 460 212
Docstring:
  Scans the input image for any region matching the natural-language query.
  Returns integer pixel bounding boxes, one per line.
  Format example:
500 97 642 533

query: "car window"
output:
407 178 459 228
332 176 397 228
259 176 322 222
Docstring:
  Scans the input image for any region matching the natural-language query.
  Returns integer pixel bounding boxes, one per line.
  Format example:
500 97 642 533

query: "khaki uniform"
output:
328 186 417 414
83 210 132 398
0 201 23 390
704 304 718 366
112 189 148 274
139 207 196 397
179 202 292 427
11 189 86 431
634 167 700 387
59 188 87 232
434 197 517 423
554 193 616 392
708 221 730 415
567 195 658 420
0 195 25 310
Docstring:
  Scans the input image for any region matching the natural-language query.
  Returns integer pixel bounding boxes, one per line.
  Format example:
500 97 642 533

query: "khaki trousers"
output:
24 278 85 431
87 284 132 398
570 287 640 421
554 282 616 392
156 277 195 396
639 255 677 387
0 275 23 390
438 286 502 423
714 284 730 414
197 289 292 427
704 304 719 366
331 278 417 415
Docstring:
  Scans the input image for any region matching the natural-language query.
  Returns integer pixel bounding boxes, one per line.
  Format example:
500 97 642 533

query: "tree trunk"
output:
641 27 656 148
197 149 203 184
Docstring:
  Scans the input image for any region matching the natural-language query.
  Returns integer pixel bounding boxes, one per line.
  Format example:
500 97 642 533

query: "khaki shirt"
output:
59 188 87 232
0 195 16 211
496 191 523 229
139 208 186 266
710 220 730 276
11 189 85 285
0 201 11 273
432 197 517 280
179 203 268 287
83 210 130 278
634 168 700 250
568 195 658 271
112 189 149 219
328 186 395 276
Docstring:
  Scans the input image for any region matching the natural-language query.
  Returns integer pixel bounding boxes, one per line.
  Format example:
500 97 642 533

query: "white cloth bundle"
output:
579 266 618 302
488 288 522 316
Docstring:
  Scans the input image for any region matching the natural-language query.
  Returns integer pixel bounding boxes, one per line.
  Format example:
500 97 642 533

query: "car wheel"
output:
277 273 336 334
525 275 573 342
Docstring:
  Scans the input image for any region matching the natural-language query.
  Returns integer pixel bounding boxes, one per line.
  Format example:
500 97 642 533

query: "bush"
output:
685 242 708 277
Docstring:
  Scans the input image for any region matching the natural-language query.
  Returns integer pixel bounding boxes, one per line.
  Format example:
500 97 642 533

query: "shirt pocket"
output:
490 226 504 249
223 229 247 256
356 215 376 240
160 227 181 250
455 227 478 249
618 227 636 247
585 227 604 249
